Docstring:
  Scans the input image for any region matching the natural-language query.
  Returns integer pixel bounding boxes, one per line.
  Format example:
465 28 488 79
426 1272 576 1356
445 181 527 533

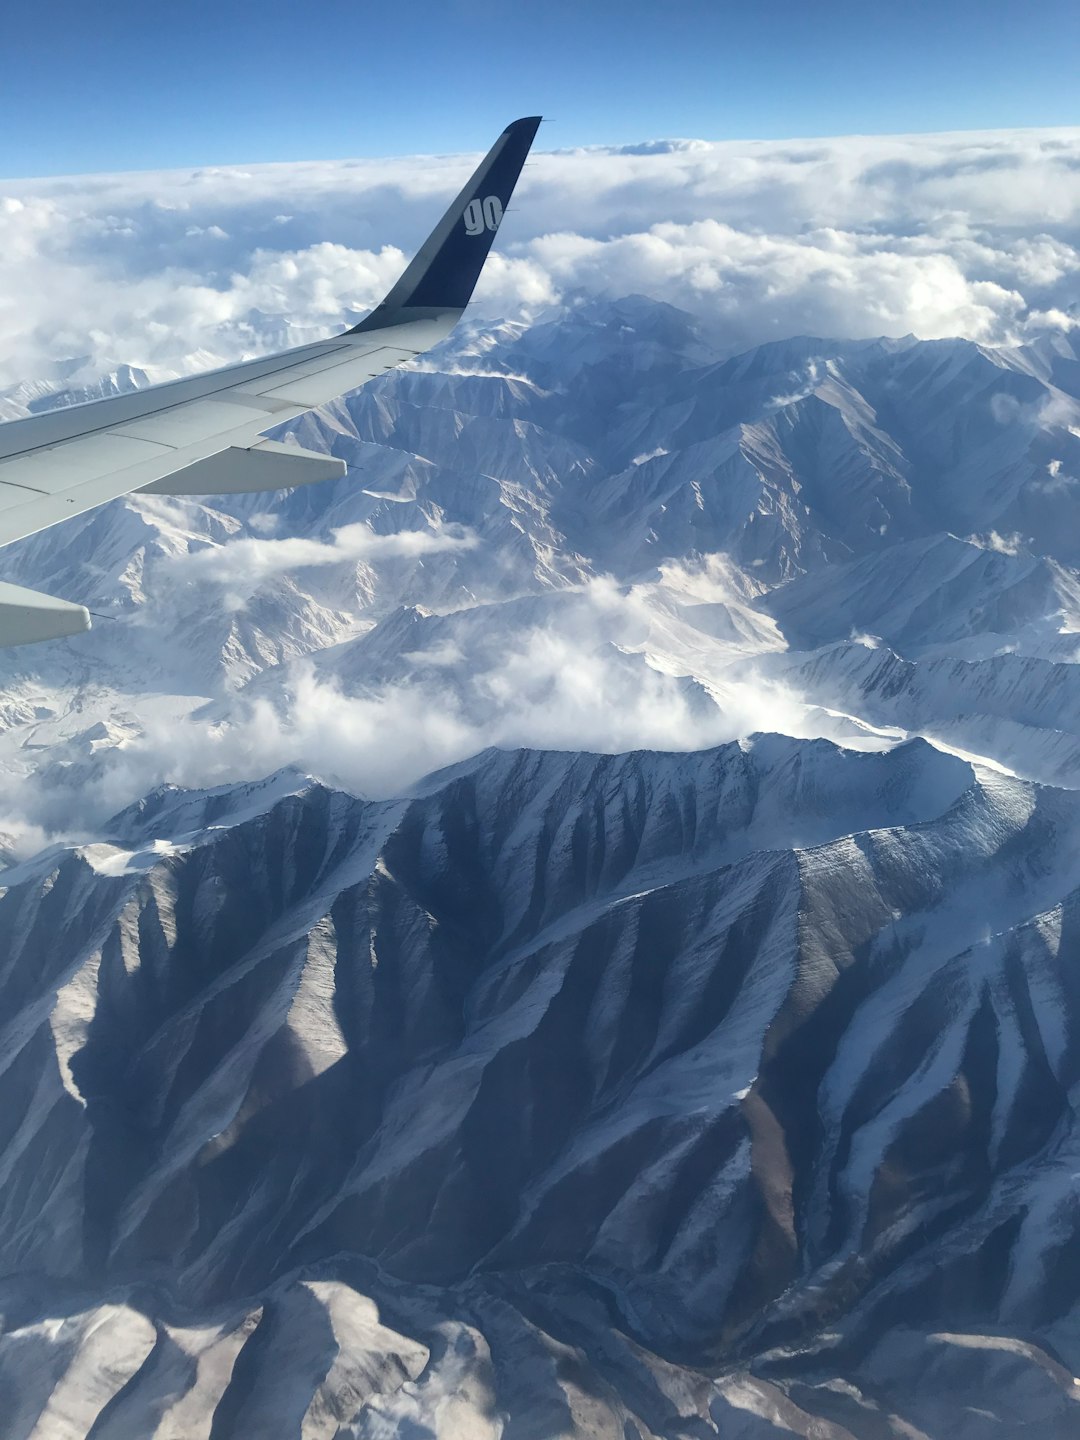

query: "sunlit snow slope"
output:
0 298 1079 1437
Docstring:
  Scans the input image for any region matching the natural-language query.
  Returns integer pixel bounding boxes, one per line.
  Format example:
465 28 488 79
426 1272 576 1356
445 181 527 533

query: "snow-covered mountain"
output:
0 297 1079 1436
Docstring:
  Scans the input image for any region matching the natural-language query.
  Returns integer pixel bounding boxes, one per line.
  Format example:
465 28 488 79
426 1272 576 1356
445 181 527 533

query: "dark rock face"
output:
2 738 1080 1435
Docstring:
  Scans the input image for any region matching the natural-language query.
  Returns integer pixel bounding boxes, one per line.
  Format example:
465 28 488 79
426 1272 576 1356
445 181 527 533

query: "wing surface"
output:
0 116 541 644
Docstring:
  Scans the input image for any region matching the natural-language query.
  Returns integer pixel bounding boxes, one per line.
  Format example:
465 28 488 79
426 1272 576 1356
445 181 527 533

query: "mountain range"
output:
0 296 1078 1436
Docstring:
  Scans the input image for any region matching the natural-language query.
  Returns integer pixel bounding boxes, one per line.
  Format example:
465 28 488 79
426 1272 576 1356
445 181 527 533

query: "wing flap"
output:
0 432 173 495
113 397 266 447
0 417 272 546
243 346 417 407
141 439 346 496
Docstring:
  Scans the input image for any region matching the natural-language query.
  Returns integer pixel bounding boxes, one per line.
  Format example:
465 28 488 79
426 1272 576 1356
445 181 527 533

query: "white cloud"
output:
165 521 476 610
969 530 1027 556
80 633 801 817
3 127 1080 399
0 576 815 848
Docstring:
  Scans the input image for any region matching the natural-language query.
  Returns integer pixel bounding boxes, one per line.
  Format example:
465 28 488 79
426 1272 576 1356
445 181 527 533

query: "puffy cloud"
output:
526 221 1031 346
969 530 1026 556
165 521 476 610
3 127 1080 399
0 575 822 849
124 656 712 809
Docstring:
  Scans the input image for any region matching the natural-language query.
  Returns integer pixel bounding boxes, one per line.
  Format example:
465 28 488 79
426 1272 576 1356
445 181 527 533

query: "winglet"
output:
349 116 541 334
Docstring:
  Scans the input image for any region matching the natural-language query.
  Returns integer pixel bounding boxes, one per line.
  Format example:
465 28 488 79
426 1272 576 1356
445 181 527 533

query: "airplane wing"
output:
0 116 542 645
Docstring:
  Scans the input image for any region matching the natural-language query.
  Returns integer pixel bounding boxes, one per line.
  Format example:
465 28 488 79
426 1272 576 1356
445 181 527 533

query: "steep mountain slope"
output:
2 740 1079 1437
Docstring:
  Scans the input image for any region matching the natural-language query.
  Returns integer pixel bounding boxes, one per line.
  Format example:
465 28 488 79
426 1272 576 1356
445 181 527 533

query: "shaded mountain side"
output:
0 740 1079 1435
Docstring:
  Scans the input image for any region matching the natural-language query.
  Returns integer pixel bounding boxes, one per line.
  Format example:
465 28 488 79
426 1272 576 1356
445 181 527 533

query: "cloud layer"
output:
0 128 1077 858
3 127 1080 398
0 577 814 849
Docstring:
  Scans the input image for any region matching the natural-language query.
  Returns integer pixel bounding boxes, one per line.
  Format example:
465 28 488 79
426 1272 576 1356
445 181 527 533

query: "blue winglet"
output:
349 116 542 332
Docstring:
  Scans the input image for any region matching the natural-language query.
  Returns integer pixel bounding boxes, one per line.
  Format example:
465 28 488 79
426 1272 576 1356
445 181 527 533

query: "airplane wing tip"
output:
349 115 543 334
0 119 545 600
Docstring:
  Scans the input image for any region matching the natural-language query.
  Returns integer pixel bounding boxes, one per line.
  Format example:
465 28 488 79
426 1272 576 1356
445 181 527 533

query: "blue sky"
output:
6 0 1080 178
